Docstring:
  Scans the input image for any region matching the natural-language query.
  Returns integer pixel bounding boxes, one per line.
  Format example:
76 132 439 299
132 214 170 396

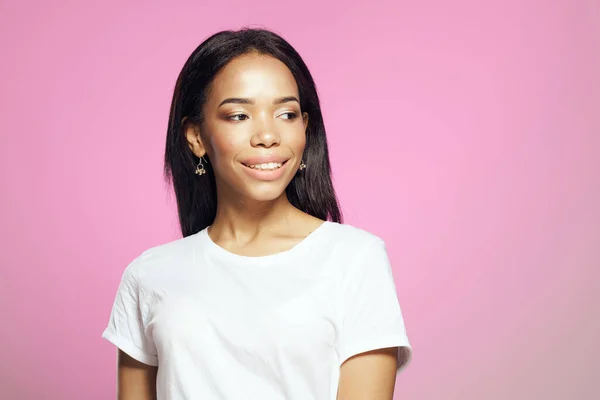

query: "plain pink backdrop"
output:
1 0 598 399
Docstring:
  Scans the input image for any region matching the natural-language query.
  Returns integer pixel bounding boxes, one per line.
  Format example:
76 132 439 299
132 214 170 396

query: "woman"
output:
102 28 412 399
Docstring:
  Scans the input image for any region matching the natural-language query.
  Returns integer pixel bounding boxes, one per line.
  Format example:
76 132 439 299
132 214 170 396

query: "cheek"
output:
207 130 244 164
284 127 307 153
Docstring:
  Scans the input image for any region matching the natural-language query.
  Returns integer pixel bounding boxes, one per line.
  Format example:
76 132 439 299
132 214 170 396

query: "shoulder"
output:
123 232 201 282
323 223 394 282
323 222 387 264
323 222 386 255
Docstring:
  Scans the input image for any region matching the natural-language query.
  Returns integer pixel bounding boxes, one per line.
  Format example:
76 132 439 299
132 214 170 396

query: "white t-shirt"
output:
102 221 412 399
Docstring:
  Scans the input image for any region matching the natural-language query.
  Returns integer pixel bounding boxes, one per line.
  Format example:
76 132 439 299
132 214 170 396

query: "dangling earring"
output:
195 156 207 176
299 159 307 171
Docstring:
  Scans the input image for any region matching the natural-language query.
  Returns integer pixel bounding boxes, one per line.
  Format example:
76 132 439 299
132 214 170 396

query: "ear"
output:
183 117 206 158
302 112 309 132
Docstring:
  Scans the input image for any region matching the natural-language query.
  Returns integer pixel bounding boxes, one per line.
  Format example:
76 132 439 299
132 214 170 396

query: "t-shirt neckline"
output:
199 220 331 265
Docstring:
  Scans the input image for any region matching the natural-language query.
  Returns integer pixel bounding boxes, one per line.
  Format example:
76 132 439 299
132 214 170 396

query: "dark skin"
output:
117 351 157 400
117 52 399 399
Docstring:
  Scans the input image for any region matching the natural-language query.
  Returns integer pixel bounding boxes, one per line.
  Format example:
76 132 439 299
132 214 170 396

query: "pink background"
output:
1 0 598 399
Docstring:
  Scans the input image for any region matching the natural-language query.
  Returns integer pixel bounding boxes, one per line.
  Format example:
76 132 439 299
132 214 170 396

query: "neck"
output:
210 191 300 240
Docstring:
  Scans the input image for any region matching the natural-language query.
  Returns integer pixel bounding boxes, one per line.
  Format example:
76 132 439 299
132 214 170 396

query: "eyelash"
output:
280 112 298 120
226 112 298 122
227 114 249 121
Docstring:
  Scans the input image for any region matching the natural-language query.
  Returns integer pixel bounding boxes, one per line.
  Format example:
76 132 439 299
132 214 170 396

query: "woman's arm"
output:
117 350 158 400
337 347 399 400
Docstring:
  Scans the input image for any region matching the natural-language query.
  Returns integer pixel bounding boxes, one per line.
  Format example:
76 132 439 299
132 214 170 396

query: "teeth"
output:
248 162 282 170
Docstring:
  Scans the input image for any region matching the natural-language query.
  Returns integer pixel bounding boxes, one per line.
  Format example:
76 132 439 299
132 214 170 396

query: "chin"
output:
248 188 287 202
242 182 289 203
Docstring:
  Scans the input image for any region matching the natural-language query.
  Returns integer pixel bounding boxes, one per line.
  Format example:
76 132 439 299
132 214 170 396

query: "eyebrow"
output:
218 96 300 107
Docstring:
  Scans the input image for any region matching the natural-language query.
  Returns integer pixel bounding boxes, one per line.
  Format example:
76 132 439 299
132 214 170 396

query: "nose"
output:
250 116 280 148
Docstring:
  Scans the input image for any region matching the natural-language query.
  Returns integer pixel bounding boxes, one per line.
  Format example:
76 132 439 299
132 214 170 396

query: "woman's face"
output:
187 53 308 203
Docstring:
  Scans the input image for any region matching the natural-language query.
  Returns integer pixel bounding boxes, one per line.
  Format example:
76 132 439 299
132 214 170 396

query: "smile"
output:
240 160 289 181
243 162 284 170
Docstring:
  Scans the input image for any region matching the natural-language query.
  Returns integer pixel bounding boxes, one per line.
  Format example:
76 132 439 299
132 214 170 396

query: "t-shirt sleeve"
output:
101 258 158 366
337 238 412 373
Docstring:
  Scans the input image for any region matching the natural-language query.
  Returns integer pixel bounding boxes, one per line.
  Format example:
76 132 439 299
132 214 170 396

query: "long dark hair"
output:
164 28 342 237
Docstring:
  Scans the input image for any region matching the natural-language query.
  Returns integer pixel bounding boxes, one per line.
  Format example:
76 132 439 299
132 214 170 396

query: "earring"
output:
299 159 307 171
195 156 207 176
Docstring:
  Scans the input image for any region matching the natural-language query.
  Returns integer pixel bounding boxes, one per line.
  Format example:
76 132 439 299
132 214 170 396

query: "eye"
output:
226 114 249 121
279 112 298 120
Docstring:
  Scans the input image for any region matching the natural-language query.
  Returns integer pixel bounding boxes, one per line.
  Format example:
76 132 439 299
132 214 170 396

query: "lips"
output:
240 157 289 181
240 156 290 168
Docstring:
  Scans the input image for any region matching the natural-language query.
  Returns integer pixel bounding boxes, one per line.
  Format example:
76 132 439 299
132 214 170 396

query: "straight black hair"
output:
164 28 342 237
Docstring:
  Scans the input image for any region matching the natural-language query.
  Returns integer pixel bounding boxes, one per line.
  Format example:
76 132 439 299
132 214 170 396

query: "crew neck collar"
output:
199 221 331 266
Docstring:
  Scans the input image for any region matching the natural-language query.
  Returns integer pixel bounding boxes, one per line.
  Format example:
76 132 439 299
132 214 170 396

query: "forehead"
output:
209 53 299 99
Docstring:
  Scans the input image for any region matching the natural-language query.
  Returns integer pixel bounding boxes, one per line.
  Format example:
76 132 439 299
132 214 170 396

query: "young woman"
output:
103 28 412 399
